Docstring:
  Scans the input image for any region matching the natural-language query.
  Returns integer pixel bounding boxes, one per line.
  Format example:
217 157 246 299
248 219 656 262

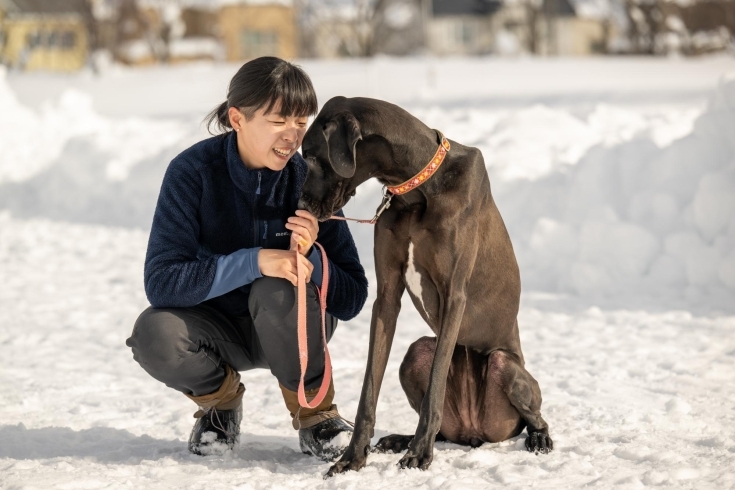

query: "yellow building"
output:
119 1 298 65
0 0 90 72
218 3 296 61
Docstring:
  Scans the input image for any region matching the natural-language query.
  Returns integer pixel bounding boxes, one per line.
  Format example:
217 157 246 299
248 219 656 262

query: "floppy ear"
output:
322 114 362 178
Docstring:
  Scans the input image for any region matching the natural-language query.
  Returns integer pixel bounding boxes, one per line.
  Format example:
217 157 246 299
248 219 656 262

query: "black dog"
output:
298 97 552 476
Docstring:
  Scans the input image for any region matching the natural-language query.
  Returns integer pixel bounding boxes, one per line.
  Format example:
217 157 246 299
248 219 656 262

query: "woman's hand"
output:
258 249 313 286
287 210 319 256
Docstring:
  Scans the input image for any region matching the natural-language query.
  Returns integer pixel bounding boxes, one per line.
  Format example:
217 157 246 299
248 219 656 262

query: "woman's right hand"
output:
258 249 313 286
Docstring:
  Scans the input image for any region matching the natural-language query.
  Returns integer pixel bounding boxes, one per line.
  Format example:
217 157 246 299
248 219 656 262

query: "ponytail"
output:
205 101 231 135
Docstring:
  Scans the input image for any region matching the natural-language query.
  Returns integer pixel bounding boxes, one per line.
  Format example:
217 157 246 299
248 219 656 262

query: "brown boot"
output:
279 379 339 430
186 364 245 455
280 379 353 461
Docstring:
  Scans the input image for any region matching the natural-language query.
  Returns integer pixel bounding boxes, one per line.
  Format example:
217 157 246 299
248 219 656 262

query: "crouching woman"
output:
125 57 368 460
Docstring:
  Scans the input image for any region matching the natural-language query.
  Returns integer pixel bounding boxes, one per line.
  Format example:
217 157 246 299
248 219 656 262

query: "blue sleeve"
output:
204 248 263 301
308 246 324 288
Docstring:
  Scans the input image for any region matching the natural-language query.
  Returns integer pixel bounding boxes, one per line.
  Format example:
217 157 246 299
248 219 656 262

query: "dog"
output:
298 96 553 476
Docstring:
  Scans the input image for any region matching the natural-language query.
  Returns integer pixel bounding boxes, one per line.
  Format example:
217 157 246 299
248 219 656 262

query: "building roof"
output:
1 0 90 15
432 0 502 16
543 0 576 16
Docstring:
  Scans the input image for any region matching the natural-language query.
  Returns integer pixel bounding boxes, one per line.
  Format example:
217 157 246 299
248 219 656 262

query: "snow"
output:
170 37 225 60
1 56 735 488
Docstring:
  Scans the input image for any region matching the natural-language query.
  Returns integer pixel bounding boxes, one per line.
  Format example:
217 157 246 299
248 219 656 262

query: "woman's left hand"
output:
287 210 319 256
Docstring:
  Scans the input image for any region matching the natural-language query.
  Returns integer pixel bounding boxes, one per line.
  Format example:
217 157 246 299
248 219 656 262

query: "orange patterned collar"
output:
386 131 451 196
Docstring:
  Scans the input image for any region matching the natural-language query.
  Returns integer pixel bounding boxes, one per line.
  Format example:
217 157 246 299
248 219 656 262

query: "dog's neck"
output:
364 127 445 199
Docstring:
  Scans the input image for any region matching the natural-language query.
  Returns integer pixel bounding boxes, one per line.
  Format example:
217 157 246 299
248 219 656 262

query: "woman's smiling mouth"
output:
273 148 292 158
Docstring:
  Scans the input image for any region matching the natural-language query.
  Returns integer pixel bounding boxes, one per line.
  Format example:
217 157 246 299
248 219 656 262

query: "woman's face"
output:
229 102 308 172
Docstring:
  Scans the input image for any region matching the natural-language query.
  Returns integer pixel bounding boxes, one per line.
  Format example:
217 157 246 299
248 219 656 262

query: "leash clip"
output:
370 187 393 224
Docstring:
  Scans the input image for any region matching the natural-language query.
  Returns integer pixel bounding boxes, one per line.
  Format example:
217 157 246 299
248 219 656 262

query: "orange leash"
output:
296 242 333 409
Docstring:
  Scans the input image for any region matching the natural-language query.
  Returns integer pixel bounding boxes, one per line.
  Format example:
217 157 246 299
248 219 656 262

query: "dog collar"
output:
329 130 451 225
386 131 451 196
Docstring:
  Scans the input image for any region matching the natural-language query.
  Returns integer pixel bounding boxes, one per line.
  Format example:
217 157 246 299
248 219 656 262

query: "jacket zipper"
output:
253 171 262 247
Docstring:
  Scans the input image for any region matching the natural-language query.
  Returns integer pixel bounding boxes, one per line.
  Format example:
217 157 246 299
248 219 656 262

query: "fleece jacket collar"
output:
225 131 286 209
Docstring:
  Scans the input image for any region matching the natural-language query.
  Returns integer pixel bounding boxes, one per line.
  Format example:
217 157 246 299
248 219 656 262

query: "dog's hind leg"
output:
489 348 553 453
376 337 525 453
374 336 447 454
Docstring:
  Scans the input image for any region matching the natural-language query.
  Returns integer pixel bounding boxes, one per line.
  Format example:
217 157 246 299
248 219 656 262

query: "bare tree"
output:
297 0 396 57
624 0 663 54
352 0 390 56
622 0 734 55
524 0 544 54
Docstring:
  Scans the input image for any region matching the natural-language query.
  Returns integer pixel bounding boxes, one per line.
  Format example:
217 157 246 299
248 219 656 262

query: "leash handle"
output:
296 242 332 409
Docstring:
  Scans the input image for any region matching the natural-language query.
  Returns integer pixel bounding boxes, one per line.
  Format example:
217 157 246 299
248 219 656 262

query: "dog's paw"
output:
525 431 554 454
398 448 433 470
374 434 414 453
324 445 369 478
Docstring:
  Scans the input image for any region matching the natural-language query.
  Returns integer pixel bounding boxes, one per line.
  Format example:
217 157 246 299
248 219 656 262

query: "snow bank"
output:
0 66 100 183
492 74 735 303
0 67 198 227
0 67 191 184
1 62 733 307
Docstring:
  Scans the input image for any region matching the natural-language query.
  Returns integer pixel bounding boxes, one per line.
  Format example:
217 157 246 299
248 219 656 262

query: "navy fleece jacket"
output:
144 131 368 321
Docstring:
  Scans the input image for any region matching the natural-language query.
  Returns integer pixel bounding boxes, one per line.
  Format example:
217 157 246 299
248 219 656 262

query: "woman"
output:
126 57 368 461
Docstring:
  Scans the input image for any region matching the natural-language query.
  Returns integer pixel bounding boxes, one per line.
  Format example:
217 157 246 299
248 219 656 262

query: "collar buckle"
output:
370 187 393 224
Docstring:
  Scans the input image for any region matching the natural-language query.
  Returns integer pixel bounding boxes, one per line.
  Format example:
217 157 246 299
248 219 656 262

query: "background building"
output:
104 0 297 65
0 0 731 72
0 0 92 71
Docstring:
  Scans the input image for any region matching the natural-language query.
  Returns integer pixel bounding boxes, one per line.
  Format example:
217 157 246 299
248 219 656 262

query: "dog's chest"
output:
404 240 437 324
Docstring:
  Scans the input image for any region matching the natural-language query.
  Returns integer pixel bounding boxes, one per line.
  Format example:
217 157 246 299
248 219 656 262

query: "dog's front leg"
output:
325 276 404 477
399 282 468 470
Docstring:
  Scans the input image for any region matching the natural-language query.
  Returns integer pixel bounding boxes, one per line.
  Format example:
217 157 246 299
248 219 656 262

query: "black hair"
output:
205 57 318 134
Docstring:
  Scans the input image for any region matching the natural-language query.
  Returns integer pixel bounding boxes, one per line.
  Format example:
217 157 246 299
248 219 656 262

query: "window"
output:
240 30 278 58
26 31 42 49
454 21 475 47
61 31 76 49
25 30 76 50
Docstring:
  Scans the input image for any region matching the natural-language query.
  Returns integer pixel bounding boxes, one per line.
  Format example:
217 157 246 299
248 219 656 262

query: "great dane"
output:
298 96 553 476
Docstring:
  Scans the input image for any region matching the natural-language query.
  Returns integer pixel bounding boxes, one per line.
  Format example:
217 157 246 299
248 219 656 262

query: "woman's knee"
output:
248 277 297 316
126 307 193 372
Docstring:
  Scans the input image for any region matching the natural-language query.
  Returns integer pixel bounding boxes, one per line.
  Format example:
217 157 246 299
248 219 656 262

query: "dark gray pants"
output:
126 277 337 397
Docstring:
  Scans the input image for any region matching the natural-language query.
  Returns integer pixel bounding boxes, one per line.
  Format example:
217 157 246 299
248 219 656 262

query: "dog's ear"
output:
322 114 362 178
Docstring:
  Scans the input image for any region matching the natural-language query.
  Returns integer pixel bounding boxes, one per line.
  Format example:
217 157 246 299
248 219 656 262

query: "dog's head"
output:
298 97 364 221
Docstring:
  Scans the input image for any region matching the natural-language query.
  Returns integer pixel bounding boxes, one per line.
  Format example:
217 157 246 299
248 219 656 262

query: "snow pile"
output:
0 67 101 183
1 60 733 308
0 67 197 227
492 75 735 304
0 67 190 185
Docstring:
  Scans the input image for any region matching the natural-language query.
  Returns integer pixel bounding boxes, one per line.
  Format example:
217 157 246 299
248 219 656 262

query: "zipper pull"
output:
262 221 268 240
256 172 261 195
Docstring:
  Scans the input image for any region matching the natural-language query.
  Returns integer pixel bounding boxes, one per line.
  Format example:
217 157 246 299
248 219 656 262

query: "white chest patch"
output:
405 241 429 318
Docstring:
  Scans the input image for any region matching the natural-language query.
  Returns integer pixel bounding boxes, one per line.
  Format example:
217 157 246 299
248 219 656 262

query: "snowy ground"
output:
1 56 735 489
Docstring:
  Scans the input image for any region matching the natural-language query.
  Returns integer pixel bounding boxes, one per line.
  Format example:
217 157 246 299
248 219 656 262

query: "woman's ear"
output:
228 107 243 131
